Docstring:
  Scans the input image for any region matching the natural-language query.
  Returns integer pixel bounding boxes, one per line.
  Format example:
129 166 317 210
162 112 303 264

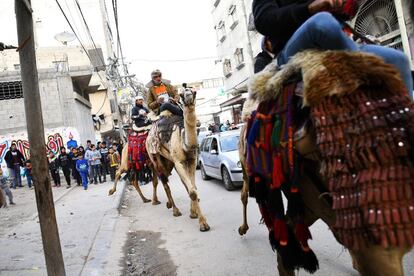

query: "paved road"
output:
0 178 125 276
116 171 414 276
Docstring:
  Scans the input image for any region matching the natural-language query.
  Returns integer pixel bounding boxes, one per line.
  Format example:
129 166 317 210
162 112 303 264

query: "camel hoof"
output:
190 213 198 219
166 202 172 209
238 225 249 236
143 198 151 203
152 200 161 205
173 210 182 217
108 189 115 196
200 223 210 232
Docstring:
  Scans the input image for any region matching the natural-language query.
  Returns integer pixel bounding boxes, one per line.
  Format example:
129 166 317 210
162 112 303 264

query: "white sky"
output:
0 0 221 84
117 0 220 84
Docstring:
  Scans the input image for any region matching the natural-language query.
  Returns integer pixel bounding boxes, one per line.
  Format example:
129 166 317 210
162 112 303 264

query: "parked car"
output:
198 130 243 190
196 130 212 169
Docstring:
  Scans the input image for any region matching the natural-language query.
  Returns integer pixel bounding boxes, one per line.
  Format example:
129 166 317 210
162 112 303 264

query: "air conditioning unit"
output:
349 0 413 68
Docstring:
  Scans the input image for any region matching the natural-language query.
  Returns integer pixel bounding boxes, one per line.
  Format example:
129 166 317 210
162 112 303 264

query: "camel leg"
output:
130 171 151 203
159 175 182 217
349 246 410 276
238 167 249 235
151 168 161 205
174 161 210 232
187 158 199 219
108 167 126 196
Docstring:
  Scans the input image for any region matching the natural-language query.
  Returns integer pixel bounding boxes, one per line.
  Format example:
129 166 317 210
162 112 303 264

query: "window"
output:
203 138 212 152
210 138 218 152
0 81 23 100
223 59 232 78
220 135 239 152
234 48 245 69
228 4 238 30
216 20 226 43
13 64 20 70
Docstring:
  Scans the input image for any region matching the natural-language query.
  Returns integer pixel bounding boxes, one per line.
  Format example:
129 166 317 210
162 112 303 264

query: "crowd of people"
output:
207 120 239 133
0 139 123 206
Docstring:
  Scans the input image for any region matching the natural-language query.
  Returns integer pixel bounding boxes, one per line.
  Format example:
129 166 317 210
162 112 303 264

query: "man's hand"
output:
308 0 344 14
157 97 165 104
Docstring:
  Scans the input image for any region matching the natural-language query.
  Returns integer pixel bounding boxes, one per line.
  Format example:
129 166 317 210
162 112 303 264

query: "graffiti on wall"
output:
0 128 80 172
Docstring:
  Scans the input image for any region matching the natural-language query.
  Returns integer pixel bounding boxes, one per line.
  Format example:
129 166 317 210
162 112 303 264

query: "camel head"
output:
180 88 197 107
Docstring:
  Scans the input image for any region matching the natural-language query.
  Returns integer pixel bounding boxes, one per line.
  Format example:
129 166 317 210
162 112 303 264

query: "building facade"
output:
0 47 99 145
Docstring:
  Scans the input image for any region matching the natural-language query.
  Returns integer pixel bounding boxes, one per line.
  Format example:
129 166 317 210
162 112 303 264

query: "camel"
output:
108 128 161 205
0 187 5 208
145 89 210 232
238 50 414 275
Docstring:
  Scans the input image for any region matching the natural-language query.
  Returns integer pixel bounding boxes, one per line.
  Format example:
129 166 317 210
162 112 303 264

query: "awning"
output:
219 94 246 108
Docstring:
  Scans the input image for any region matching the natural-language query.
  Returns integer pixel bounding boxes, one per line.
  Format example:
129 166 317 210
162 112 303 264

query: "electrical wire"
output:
74 0 107 67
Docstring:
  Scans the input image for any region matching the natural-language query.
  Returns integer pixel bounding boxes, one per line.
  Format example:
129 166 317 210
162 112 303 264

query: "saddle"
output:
157 111 184 145
245 50 414 273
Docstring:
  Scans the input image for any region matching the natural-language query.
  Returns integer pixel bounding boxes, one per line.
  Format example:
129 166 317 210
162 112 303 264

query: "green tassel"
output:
271 116 281 149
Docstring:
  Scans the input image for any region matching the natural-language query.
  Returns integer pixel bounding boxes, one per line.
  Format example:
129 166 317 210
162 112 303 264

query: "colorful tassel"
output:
259 204 272 229
247 118 260 145
274 219 289 246
295 223 312 251
271 116 281 149
271 153 285 189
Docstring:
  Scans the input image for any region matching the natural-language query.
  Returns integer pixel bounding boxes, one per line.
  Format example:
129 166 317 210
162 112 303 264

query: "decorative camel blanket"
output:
128 130 150 170
245 50 414 272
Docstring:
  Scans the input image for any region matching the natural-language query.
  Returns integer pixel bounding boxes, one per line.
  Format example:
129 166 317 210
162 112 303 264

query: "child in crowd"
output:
0 167 15 206
48 151 61 187
70 148 82 186
107 148 120 181
23 160 33 188
76 154 89 190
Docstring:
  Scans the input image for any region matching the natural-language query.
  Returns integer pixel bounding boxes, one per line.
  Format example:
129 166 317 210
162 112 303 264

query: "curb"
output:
113 179 127 213
80 179 127 276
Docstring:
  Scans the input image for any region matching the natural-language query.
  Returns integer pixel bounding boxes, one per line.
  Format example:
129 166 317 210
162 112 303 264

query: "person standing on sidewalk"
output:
58 147 72 188
90 145 102 184
107 148 120 181
70 147 82 186
48 151 61 187
4 143 25 189
0 167 15 206
23 160 33 189
84 144 94 184
76 154 89 190
99 142 109 182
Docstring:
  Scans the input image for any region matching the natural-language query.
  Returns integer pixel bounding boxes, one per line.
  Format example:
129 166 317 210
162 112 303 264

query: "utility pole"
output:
15 1 66 275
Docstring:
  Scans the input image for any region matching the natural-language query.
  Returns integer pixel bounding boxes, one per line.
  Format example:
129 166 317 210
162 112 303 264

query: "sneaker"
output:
66 186 71 189
10 202 15 205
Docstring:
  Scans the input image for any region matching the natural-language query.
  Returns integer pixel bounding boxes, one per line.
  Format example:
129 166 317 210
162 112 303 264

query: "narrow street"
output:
0 177 126 276
110 171 414 276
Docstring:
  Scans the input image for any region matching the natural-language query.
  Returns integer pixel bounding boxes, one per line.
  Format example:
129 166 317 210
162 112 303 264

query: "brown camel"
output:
146 89 210 232
238 50 413 275
0 187 5 208
108 129 161 205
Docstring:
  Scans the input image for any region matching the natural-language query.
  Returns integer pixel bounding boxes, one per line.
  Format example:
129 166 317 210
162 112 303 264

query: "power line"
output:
74 0 106 67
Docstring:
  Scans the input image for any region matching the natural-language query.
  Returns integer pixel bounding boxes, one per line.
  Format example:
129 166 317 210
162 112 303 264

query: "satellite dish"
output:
54 31 76 46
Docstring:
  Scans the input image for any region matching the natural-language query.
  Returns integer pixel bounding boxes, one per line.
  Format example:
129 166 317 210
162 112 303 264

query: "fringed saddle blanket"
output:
245 50 414 272
128 130 149 170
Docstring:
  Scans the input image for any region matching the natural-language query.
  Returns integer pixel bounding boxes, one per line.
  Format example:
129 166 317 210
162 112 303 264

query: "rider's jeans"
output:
277 12 413 98
160 102 183 116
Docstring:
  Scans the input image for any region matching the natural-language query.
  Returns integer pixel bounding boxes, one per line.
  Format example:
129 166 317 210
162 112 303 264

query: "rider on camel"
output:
252 0 413 97
131 95 151 128
146 69 183 116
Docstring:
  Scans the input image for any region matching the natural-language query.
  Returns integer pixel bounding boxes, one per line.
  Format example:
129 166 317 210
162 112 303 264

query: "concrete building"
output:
0 47 100 145
0 0 123 142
